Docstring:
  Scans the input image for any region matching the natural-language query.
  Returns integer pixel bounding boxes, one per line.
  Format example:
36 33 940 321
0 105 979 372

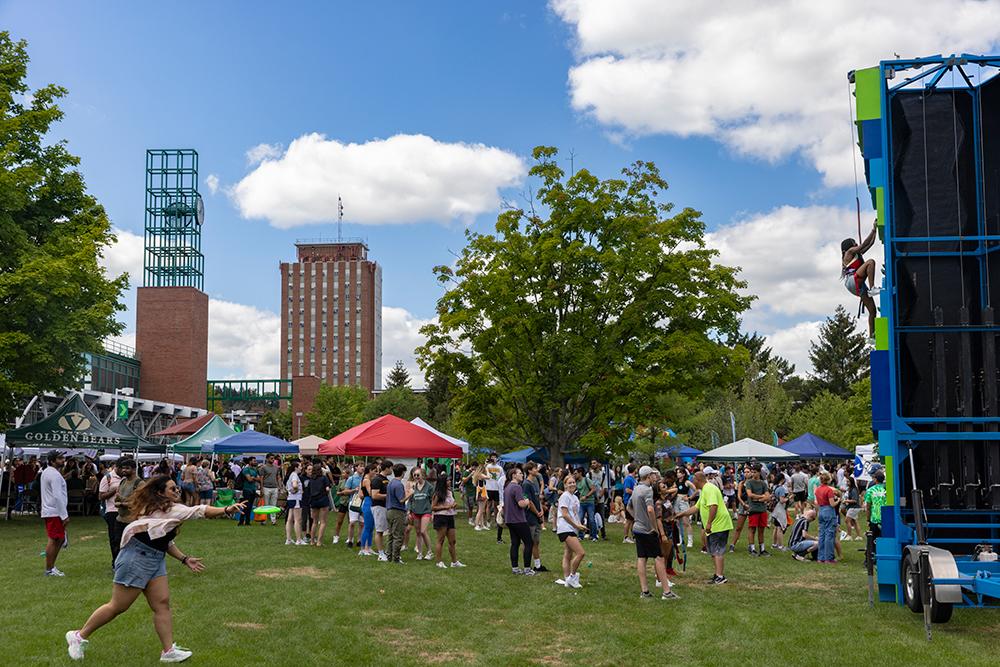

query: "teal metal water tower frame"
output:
144 149 204 290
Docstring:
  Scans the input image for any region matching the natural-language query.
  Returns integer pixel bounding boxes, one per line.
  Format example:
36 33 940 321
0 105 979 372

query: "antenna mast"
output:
338 195 343 241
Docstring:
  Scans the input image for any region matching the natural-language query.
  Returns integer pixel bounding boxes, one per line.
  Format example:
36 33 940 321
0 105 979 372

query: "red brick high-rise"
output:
280 242 382 392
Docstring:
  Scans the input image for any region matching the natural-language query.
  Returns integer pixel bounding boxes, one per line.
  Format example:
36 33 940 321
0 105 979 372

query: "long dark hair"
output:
120 475 170 518
434 475 450 504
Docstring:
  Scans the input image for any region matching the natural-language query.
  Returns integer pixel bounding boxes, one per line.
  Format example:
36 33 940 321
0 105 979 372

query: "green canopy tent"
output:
4 393 138 450
107 419 164 454
171 415 236 454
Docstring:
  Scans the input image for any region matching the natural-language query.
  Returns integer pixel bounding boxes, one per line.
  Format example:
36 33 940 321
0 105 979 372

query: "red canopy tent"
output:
318 414 463 458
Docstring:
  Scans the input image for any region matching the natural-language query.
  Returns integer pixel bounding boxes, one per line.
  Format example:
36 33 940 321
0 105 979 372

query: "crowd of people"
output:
18 446 888 660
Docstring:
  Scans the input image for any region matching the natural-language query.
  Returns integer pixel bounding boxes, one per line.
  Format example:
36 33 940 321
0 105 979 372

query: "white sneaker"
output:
295 539 307 545
378 554 389 562
285 539 293 545
46 568 65 577
332 536 340 544
655 579 662 588
160 643 193 662
468 519 475 526
839 530 848 541
66 631 88 660
450 561 466 568
687 536 693 548
568 574 582 589
555 578 567 586
401 545 407 551
474 526 483 531
437 561 448 569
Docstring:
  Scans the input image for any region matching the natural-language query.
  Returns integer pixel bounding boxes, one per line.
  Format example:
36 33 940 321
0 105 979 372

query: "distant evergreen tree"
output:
385 360 411 390
807 305 868 399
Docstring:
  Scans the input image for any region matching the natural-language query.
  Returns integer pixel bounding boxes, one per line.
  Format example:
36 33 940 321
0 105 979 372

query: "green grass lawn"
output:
2 513 998 666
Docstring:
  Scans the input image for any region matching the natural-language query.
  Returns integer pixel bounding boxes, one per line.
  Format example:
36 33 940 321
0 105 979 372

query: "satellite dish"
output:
196 194 205 226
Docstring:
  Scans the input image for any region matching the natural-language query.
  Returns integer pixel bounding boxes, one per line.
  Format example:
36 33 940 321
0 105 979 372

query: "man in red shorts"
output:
744 467 771 557
40 450 69 576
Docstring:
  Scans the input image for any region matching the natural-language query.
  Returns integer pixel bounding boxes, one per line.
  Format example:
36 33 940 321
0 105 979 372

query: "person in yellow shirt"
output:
676 471 733 585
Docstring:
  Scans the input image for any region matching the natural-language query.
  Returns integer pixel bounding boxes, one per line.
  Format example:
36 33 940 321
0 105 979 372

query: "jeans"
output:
507 522 533 569
580 503 597 540
792 539 818 556
104 511 120 567
360 497 374 548
386 508 406 560
818 505 837 561
239 490 258 525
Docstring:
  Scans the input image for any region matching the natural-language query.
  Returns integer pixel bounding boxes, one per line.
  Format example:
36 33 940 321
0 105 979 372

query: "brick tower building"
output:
280 241 382 394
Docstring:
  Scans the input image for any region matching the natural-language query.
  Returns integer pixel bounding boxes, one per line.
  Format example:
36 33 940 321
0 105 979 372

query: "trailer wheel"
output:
902 558 922 613
929 598 953 624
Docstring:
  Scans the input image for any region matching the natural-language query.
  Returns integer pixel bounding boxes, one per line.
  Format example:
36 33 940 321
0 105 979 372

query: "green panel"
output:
875 317 889 350
855 67 882 121
885 454 894 506
875 187 885 227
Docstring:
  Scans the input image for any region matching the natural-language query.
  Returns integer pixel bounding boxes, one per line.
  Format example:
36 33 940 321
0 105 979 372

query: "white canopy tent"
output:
292 434 327 457
409 418 469 454
697 437 800 462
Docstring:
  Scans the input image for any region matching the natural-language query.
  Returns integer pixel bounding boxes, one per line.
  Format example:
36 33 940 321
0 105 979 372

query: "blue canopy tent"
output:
499 447 591 466
781 433 852 459
655 445 704 459
203 430 299 455
499 447 545 464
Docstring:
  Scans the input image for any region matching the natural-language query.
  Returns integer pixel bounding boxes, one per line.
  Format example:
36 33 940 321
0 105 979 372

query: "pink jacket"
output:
120 503 207 548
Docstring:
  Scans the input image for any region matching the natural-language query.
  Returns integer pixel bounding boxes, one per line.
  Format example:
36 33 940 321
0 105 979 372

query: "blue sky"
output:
6 1 1000 382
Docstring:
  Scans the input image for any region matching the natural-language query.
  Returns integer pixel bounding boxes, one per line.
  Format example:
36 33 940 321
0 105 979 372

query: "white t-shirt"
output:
484 463 504 491
40 466 68 520
556 491 580 534
285 471 303 501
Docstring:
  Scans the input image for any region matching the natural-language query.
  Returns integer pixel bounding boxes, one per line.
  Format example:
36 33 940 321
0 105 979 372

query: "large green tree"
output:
788 376 872 449
306 385 369 438
363 386 428 422
418 147 752 465
808 304 869 399
0 34 126 423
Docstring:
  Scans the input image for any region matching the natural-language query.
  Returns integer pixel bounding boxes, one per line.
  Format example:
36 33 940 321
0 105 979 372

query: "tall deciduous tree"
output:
306 385 369 438
808 304 869 399
363 387 427 423
385 360 411 390
0 34 126 423
418 147 752 465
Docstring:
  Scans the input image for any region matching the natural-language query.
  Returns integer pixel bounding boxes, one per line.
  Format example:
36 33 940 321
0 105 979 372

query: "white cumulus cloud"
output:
207 299 281 380
245 142 283 166
381 305 434 387
205 174 220 195
100 227 144 285
706 205 872 372
231 133 526 228
553 0 1000 185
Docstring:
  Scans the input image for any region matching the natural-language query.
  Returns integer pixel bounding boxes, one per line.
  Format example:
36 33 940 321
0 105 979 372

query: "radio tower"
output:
338 195 344 241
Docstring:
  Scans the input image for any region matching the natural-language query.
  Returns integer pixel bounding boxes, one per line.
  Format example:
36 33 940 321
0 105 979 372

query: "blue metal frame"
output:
862 54 1000 609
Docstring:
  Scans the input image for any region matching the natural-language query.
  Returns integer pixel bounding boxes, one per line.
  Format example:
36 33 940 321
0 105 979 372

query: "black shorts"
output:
634 531 662 559
487 490 500 503
433 515 456 530
793 491 807 502
558 531 576 543
624 508 634 522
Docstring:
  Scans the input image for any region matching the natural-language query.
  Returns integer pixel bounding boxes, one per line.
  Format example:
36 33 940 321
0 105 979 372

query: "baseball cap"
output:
638 465 657 479
703 466 719 475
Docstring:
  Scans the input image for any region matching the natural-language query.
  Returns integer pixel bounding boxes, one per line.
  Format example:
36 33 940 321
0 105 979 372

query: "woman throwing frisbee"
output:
66 475 246 662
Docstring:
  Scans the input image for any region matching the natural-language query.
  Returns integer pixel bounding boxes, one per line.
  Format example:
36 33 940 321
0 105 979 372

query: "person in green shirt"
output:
238 458 259 527
807 466 821 503
863 470 887 538
676 472 733 584
574 468 597 541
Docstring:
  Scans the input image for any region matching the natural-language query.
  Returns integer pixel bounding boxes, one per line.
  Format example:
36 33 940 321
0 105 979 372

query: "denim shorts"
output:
113 539 167 589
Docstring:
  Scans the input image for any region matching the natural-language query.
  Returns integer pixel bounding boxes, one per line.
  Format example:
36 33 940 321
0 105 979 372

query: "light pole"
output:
267 420 272 435
295 412 303 438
